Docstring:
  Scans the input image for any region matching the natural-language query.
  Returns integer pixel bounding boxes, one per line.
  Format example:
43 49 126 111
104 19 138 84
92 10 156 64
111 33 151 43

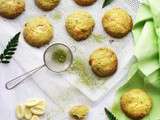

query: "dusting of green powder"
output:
91 33 106 43
52 11 62 20
70 58 95 86
70 57 106 87
52 48 67 63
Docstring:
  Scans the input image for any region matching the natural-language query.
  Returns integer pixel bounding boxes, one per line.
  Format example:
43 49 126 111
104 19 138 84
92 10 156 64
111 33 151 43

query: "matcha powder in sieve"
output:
52 48 67 63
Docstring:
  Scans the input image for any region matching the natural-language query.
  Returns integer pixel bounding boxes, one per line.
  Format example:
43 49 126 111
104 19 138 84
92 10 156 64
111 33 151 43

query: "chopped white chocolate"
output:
31 115 40 120
16 104 25 119
25 99 41 107
24 107 32 119
31 106 45 115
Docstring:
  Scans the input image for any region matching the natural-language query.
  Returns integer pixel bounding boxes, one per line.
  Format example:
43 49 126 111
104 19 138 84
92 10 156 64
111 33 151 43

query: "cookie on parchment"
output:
23 16 53 48
89 48 118 77
65 10 95 41
74 0 96 6
0 0 25 19
102 8 133 38
35 0 60 11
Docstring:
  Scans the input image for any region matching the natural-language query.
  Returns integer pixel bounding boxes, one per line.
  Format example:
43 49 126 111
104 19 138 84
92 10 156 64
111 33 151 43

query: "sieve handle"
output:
5 65 45 90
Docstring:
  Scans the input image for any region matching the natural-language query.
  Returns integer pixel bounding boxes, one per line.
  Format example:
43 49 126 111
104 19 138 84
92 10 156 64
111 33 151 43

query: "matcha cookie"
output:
65 10 95 41
120 89 152 119
74 0 96 6
0 0 25 19
102 8 133 38
69 105 89 119
35 0 60 11
89 48 118 77
23 16 53 47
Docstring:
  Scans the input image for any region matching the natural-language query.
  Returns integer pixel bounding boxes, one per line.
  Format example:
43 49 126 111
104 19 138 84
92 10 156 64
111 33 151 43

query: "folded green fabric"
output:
148 0 160 64
132 0 160 88
112 0 160 119
133 3 159 76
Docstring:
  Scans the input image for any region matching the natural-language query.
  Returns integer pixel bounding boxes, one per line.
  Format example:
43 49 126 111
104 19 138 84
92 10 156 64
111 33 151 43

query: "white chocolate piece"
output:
31 106 45 115
25 99 41 107
16 104 25 119
16 99 47 120
35 100 46 110
24 107 32 119
31 115 40 120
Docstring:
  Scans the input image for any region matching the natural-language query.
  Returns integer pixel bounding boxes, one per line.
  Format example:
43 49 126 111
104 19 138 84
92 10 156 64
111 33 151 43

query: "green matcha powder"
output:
52 48 67 63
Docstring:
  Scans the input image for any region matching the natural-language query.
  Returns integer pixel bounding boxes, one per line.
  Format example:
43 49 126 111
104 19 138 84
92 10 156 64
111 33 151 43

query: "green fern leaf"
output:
0 32 20 64
104 108 118 120
102 0 114 8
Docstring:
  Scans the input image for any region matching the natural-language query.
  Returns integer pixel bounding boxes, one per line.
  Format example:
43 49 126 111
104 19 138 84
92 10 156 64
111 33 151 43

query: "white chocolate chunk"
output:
16 104 25 119
31 115 40 120
24 107 32 119
35 100 46 110
16 99 47 120
25 99 41 107
30 106 45 115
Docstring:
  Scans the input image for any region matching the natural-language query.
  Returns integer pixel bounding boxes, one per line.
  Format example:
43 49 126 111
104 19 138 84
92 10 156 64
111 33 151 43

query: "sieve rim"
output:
43 43 73 73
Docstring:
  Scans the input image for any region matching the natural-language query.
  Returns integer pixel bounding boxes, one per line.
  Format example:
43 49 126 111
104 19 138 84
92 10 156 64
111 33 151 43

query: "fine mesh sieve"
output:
5 43 73 90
